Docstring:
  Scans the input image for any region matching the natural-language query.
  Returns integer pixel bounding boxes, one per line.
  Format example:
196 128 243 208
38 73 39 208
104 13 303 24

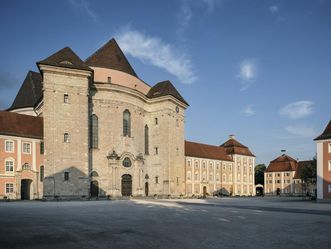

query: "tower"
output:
37 47 93 199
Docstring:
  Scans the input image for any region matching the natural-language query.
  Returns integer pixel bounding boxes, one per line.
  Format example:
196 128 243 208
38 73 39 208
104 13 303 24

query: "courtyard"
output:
0 197 330 249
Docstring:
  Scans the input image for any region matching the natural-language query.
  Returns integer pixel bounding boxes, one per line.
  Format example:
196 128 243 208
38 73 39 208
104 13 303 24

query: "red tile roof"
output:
220 138 255 157
0 111 43 139
265 154 298 172
185 140 233 161
85 38 137 77
314 120 331 141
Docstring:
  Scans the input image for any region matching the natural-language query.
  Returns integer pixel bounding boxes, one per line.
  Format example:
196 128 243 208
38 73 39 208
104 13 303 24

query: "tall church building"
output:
1 39 256 199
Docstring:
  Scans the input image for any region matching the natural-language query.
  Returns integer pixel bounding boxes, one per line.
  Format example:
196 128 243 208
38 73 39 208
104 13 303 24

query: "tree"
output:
299 157 317 196
255 164 266 185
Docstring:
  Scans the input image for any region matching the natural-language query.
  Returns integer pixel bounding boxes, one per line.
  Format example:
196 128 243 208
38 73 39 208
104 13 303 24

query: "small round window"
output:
123 157 132 168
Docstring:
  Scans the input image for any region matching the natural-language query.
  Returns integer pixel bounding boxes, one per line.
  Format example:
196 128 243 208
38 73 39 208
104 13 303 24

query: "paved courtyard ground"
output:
0 197 330 249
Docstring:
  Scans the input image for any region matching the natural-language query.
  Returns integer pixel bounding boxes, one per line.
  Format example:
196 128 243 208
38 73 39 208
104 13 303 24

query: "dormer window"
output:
60 60 73 65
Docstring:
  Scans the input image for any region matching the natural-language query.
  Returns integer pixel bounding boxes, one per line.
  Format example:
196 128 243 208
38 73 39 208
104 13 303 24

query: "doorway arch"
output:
121 174 132 196
21 179 32 200
203 186 207 196
145 182 149 196
90 181 99 197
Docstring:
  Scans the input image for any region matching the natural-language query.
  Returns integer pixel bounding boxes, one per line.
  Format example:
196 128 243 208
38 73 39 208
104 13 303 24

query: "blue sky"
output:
0 0 330 165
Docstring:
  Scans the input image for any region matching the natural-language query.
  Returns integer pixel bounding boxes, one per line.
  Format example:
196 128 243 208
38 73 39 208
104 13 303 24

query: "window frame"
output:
328 161 331 172
90 114 99 149
5 140 14 153
122 157 132 168
123 109 131 137
5 159 14 173
22 142 31 154
5 183 14 193
64 93 69 103
144 125 149 155
40 165 44 182
64 133 70 143
64 172 69 181
329 143 331 153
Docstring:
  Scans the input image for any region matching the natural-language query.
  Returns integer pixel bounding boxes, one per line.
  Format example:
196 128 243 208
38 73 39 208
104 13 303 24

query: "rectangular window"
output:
176 177 179 185
155 147 158 155
40 142 44 154
107 76 111 83
64 172 69 181
6 183 14 193
155 176 159 184
329 161 331 171
155 118 158 125
329 143 331 153
5 140 14 152
5 161 14 173
328 185 331 193
64 133 70 143
64 94 69 103
22 142 31 154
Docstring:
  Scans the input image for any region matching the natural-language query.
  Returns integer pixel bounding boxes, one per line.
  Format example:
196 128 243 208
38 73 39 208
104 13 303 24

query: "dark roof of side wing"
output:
8 71 42 111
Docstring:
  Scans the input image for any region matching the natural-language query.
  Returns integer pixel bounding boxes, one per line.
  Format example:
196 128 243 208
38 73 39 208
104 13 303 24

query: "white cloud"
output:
269 5 279 13
243 105 255 117
116 27 197 84
285 124 317 138
69 0 97 22
280 101 314 120
177 0 220 39
238 59 257 91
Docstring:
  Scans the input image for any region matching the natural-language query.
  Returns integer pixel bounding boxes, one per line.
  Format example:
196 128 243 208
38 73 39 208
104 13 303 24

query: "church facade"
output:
0 39 255 199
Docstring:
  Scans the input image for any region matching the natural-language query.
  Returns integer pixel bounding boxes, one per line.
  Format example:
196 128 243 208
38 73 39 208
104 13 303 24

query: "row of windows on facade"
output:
266 173 292 177
267 179 293 184
3 140 44 154
187 161 253 173
3 160 44 178
186 172 253 183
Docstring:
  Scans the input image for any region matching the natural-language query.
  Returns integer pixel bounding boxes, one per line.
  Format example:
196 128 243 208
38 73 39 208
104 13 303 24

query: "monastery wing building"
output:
0 39 255 200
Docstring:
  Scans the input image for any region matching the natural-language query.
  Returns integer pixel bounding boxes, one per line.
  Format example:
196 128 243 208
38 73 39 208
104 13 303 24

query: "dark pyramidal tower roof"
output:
37 47 92 71
8 71 42 111
147 80 188 106
314 120 331 140
85 38 138 77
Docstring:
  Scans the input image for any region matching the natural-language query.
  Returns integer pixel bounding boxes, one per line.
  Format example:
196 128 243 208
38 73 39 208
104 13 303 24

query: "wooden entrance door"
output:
121 174 132 196
90 181 99 197
203 186 207 196
21 179 32 200
145 182 149 196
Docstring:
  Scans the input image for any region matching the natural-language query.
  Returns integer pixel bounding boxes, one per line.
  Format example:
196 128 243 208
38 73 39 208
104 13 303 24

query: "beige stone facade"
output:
4 39 256 199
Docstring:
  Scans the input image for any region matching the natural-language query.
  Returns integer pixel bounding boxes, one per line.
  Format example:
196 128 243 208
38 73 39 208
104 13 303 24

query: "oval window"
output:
123 157 132 168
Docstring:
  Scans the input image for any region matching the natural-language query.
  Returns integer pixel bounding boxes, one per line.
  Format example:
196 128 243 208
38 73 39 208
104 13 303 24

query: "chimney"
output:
229 134 236 140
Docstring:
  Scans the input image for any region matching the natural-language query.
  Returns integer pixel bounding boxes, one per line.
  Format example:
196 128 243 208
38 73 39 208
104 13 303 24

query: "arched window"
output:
90 114 98 148
209 173 213 181
187 171 191 180
222 174 226 182
216 173 220 181
40 165 44 182
144 125 149 155
194 171 199 181
122 157 132 168
123 110 131 137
